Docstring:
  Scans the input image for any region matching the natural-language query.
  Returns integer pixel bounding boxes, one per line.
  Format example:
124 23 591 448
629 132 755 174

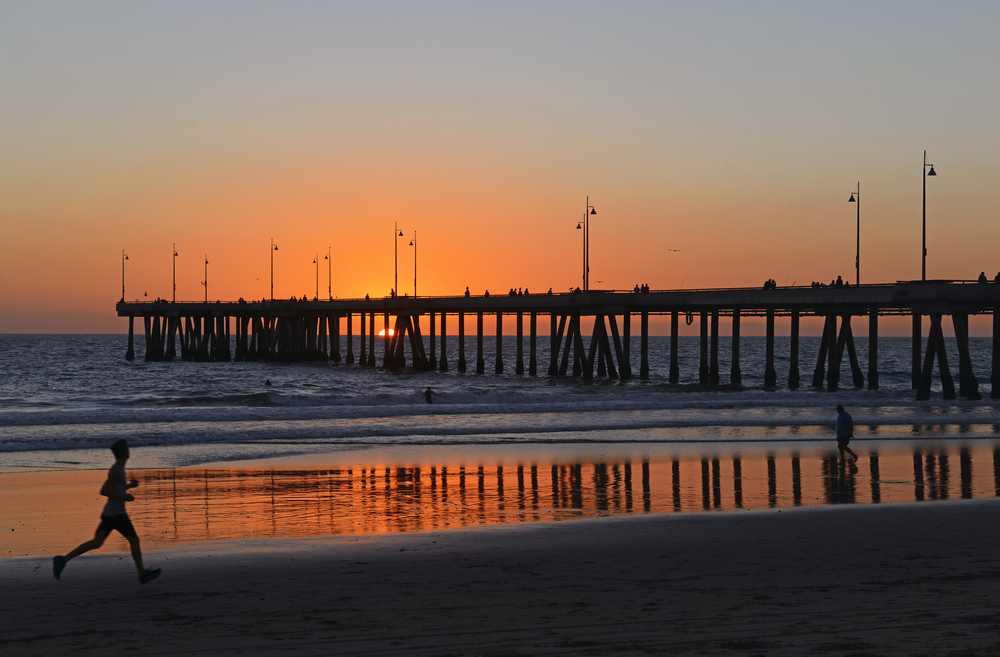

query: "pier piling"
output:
476 312 485 375
710 310 720 385
764 309 776 387
458 312 467 373
439 313 449 372
669 311 678 384
731 308 741 386
528 312 537 376
698 312 709 385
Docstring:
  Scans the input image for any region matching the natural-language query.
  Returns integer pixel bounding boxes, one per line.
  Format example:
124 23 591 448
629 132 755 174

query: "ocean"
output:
1 333 997 471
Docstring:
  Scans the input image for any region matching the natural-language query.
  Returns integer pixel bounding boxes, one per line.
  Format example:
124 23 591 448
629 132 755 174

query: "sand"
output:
3 497 1000 656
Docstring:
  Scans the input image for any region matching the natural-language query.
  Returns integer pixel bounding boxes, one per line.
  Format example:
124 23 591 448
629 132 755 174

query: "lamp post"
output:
172 243 178 302
848 183 860 285
324 246 331 300
121 250 129 301
203 255 208 302
312 254 319 300
394 222 404 297
575 218 585 290
409 231 417 297
584 197 596 290
922 150 936 281
270 238 278 300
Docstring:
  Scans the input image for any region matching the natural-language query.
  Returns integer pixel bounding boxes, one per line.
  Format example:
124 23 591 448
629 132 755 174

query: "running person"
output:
835 405 858 463
53 439 160 584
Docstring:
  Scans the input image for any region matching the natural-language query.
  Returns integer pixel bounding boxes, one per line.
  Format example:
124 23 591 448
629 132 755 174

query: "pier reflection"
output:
130 444 1000 550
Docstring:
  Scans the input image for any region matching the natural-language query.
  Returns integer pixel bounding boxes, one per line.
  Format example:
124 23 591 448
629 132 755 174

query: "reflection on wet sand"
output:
119 444 1000 550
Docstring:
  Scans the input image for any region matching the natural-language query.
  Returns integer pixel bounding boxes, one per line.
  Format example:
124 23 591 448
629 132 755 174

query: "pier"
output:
117 280 1000 400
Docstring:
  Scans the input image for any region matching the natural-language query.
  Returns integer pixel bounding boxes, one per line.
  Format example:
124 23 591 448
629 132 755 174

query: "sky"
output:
2 1 999 334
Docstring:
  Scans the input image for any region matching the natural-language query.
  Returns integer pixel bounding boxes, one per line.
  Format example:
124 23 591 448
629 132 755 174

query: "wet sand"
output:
3 498 1000 656
5 442 997 558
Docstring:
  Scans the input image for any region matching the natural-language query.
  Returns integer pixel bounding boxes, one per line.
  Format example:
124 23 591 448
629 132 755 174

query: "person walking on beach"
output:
52 439 161 584
835 405 858 464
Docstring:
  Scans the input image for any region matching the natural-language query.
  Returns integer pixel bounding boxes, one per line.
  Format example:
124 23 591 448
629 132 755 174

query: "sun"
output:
378 328 395 337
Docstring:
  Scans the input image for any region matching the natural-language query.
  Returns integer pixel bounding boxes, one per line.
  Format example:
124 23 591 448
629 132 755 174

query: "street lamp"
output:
409 231 417 298
394 222 404 297
324 247 331 300
575 219 585 290
121 250 129 301
922 150 936 281
172 243 178 302
848 183 860 285
584 197 596 290
270 239 278 300
202 255 209 302
312 254 319 300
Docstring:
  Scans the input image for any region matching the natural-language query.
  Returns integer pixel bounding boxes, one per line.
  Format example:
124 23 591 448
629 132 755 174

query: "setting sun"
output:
378 328 394 337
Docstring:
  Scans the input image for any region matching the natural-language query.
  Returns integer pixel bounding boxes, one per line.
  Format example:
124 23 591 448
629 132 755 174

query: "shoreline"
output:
3 499 999 656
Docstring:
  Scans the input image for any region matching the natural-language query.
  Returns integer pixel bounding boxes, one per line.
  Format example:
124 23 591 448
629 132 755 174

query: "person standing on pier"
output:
52 439 161 584
835 405 858 464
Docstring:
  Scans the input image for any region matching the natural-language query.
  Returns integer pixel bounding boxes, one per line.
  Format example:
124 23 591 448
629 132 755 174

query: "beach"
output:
4 335 1000 655
4 494 1000 656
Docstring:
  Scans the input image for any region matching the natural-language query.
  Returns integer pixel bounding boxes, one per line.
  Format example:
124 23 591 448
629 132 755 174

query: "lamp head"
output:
848 194 856 203
273 245 278 251
928 166 936 176
409 240 414 246
324 254 329 260
398 230 403 237
124 255 129 260
590 207 596 215
576 222 583 230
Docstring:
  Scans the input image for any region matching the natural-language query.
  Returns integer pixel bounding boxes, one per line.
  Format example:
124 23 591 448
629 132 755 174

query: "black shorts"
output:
97 514 137 539
837 438 851 448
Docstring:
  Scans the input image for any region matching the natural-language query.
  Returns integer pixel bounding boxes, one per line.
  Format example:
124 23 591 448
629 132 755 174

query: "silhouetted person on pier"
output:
547 288 553 295
835 405 858 464
484 290 489 298
465 286 470 297
995 272 1000 284
365 294 370 300
53 439 160 584
424 387 437 404
391 289 396 298
836 276 844 288
524 288 529 295
978 272 988 284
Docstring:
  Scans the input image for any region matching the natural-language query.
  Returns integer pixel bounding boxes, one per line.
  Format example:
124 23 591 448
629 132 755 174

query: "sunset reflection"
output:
9 444 1000 556
129 444 1000 550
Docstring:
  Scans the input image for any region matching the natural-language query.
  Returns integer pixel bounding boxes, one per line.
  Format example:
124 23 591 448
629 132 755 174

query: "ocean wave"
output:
2 403 998 453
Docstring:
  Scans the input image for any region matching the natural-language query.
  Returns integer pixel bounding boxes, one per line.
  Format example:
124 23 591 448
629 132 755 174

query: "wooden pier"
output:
116 281 1000 400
